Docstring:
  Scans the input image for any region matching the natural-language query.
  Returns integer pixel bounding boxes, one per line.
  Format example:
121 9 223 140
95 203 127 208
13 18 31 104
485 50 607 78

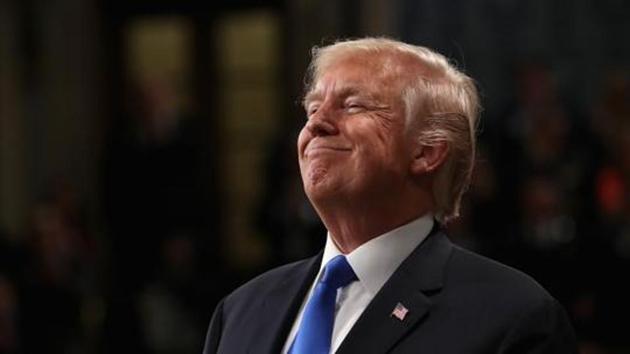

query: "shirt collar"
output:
320 214 434 296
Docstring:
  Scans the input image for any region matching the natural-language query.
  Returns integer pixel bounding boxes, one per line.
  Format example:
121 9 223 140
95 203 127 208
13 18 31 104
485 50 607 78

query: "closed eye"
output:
345 101 365 114
306 103 320 117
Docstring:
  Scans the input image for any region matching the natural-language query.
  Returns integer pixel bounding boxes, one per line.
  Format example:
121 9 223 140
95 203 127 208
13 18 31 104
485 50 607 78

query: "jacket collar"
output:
254 253 323 354
337 226 453 354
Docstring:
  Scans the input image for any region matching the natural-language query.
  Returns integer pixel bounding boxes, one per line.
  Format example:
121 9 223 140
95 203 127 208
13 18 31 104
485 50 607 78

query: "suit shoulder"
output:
448 245 553 303
223 257 316 306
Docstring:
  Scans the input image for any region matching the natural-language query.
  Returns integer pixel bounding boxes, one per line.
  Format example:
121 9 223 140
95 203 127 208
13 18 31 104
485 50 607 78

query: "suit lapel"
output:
251 253 322 354
337 229 453 354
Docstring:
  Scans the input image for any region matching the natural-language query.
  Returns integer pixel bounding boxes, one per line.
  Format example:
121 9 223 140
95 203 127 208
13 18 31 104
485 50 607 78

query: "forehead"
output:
306 52 408 100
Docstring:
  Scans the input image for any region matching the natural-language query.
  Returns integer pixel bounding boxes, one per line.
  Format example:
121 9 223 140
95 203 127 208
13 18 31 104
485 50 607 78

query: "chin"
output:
304 176 331 197
303 174 337 201
313 163 332 180
300 162 349 200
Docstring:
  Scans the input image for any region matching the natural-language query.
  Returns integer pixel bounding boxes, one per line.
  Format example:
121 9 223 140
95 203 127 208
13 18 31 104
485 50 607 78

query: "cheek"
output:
352 122 392 154
354 125 408 170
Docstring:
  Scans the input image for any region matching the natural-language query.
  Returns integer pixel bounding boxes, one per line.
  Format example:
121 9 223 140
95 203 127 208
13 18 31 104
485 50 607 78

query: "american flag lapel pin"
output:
391 302 409 321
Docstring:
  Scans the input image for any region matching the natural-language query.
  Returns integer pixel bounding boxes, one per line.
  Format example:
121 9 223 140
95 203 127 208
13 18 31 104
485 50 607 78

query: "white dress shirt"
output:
281 214 434 354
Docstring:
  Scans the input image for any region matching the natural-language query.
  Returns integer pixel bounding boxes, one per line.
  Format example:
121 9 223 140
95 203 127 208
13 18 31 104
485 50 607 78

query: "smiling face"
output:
298 52 415 208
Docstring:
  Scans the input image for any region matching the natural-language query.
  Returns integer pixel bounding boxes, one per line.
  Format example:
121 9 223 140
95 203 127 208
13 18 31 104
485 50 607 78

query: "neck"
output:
313 189 434 254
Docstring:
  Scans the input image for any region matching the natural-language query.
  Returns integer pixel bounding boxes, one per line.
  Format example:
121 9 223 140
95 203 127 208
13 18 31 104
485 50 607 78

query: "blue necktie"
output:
289 255 357 354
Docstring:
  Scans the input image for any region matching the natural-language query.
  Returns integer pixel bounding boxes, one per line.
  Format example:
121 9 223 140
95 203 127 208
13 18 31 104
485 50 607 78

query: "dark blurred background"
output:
0 0 629 353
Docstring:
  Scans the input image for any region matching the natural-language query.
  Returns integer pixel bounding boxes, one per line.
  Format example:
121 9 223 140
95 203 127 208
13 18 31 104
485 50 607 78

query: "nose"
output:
305 110 339 136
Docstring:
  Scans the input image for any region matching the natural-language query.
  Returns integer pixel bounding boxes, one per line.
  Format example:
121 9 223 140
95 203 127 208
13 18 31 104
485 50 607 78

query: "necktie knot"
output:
320 255 357 290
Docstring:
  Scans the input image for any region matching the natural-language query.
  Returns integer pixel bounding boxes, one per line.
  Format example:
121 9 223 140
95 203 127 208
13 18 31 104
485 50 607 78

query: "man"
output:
203 37 577 354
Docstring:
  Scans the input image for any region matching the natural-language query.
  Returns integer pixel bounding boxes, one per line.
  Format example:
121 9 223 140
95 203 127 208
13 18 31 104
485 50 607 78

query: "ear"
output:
410 141 449 176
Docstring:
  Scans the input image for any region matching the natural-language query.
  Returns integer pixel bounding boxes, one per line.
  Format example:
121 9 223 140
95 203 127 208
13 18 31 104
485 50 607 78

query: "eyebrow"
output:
302 91 321 107
303 85 378 107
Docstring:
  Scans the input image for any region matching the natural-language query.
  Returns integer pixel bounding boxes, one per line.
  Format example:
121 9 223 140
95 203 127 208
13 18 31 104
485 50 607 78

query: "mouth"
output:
304 145 351 157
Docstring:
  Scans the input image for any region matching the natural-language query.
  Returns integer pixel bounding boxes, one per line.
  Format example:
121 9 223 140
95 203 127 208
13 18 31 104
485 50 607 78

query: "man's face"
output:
298 53 413 206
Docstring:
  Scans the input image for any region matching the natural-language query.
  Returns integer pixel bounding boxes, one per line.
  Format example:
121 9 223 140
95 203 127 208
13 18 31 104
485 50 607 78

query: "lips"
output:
304 144 351 157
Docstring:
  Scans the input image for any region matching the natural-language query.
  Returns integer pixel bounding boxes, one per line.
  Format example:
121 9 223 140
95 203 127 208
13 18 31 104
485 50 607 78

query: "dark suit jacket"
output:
203 228 578 353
